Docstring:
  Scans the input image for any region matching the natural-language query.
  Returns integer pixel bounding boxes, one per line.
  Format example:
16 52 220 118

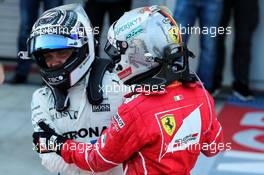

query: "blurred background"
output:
0 0 263 174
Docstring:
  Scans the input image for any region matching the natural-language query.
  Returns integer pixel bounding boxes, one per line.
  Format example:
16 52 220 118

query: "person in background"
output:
32 6 223 175
212 0 259 101
84 0 132 56
0 63 4 84
11 0 63 84
174 0 223 92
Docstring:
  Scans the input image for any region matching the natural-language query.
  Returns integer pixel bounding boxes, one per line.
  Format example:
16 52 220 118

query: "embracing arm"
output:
59 104 147 172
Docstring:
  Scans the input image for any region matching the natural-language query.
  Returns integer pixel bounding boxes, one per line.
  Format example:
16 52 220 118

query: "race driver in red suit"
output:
33 5 223 175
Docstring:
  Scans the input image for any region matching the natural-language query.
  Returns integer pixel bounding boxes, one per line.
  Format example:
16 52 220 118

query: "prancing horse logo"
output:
161 114 176 136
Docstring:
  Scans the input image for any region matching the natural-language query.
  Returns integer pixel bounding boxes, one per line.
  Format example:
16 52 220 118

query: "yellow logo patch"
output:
168 26 180 44
161 114 176 136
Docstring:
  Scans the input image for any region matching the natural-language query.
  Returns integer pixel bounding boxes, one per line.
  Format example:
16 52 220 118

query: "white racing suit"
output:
31 71 127 175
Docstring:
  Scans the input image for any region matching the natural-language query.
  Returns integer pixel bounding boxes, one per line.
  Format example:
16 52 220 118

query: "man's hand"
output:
32 122 68 154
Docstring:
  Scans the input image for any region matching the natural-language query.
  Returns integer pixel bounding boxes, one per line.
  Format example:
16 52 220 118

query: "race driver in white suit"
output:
26 4 127 175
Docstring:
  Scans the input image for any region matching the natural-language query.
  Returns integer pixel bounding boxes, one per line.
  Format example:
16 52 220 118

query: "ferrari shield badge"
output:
168 26 180 44
161 114 176 136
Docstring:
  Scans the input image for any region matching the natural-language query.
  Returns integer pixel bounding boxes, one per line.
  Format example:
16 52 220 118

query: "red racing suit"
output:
61 82 223 175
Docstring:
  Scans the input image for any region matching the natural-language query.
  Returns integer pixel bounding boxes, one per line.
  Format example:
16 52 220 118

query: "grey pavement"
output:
0 84 55 175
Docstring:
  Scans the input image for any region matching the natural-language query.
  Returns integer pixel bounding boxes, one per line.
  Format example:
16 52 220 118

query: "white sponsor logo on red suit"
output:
155 104 202 161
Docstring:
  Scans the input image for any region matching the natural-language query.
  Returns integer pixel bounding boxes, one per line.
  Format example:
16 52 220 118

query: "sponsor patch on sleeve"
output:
113 113 125 129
